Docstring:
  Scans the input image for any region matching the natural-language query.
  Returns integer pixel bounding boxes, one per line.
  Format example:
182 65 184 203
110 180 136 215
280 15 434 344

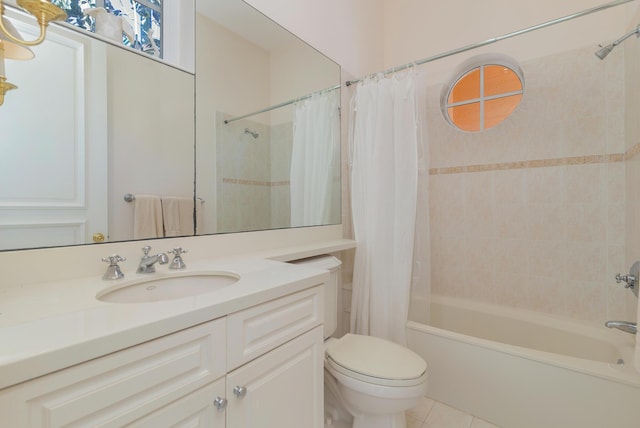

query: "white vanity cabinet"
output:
0 285 324 427
226 286 324 428
0 317 228 427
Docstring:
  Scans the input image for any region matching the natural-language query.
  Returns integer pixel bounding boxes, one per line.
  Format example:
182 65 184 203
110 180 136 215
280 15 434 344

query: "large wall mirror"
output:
0 0 341 251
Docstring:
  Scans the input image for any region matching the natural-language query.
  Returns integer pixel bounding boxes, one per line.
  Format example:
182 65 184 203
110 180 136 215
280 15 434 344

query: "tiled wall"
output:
216 114 273 232
428 45 632 324
270 121 293 229
216 115 297 232
623 33 640 324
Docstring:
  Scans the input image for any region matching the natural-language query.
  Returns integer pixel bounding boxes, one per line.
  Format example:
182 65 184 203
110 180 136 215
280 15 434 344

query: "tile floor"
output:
406 396 501 428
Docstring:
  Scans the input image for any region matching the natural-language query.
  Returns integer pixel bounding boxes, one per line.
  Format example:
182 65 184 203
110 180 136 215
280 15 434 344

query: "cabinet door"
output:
227 326 324 428
128 379 226 428
0 319 226 427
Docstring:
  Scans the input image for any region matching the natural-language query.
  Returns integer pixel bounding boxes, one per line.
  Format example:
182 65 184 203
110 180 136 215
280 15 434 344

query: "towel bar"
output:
124 194 204 203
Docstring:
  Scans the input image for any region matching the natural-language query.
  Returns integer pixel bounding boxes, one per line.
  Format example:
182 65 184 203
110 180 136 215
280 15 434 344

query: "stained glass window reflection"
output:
52 0 162 58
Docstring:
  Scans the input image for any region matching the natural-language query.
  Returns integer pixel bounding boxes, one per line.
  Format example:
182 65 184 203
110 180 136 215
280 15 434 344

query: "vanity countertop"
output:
0 257 331 390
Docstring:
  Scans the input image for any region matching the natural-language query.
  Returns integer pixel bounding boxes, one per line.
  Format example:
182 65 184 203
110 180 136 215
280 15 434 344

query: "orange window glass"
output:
484 65 522 97
448 102 481 132
484 94 522 129
448 68 480 104
445 60 523 132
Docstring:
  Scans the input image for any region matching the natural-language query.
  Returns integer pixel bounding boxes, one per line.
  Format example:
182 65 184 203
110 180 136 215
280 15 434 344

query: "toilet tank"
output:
290 255 341 339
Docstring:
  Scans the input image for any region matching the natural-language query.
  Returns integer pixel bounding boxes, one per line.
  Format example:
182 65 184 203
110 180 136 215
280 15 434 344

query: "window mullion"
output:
479 65 485 131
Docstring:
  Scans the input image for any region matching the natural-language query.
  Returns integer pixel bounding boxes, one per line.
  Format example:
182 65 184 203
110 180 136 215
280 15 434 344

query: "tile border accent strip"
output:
429 153 625 175
223 178 290 186
625 142 640 160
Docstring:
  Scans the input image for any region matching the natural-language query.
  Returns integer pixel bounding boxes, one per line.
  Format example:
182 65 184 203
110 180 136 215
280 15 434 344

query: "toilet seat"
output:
325 334 427 387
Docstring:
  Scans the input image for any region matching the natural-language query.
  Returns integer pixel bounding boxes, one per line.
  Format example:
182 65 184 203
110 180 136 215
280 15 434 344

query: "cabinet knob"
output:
213 397 227 411
233 385 247 399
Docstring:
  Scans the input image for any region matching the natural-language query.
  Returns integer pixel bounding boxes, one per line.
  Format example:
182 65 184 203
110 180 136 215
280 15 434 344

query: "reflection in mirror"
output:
0 7 195 250
49 0 195 71
195 0 341 235
0 0 341 252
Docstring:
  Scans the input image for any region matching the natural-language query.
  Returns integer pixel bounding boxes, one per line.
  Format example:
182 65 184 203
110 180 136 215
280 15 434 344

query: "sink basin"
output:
97 272 240 303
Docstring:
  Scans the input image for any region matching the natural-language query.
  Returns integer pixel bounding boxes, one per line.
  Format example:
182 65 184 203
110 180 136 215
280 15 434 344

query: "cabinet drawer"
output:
227 286 323 369
0 318 226 428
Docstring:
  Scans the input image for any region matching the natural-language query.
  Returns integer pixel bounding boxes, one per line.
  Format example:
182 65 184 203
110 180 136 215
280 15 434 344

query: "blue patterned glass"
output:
52 0 162 58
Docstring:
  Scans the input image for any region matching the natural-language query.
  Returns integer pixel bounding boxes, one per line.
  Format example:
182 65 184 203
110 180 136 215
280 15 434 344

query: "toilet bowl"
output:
324 334 428 428
290 256 428 428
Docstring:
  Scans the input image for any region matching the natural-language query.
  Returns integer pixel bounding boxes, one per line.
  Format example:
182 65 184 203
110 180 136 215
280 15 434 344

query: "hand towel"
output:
133 194 163 239
161 196 194 237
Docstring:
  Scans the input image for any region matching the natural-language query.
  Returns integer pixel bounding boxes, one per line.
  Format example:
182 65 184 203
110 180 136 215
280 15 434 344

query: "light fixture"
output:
0 0 66 46
0 0 64 104
0 16 33 105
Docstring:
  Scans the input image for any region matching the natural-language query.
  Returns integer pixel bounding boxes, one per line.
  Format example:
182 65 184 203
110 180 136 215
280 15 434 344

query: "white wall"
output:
382 0 640 84
245 0 385 77
108 46 195 241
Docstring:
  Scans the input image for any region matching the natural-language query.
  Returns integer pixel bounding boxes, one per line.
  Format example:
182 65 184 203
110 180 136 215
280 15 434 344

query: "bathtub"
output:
406 295 640 428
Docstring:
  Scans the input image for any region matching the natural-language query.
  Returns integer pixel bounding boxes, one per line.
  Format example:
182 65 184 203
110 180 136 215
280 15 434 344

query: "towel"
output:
133 194 163 239
161 196 194 237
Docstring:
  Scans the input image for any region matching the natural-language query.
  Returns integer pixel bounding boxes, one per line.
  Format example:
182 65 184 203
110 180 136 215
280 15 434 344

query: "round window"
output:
442 55 524 132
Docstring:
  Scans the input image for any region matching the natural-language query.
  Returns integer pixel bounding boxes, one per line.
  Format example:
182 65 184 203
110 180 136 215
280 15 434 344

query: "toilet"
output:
292 256 428 428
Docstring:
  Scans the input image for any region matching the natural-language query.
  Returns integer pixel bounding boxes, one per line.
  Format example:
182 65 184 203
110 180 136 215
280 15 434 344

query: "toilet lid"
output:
326 334 427 385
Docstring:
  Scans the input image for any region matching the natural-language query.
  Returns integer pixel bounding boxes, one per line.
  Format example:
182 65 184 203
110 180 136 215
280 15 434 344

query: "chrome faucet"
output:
168 247 188 270
137 246 168 274
605 320 637 335
102 254 126 280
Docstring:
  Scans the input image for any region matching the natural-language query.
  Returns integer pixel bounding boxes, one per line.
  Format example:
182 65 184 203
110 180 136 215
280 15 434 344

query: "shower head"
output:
244 128 259 139
595 24 640 60
595 44 615 60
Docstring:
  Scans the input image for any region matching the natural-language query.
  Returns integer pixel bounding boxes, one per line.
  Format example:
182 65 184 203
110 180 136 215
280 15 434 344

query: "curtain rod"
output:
346 0 637 87
224 84 341 124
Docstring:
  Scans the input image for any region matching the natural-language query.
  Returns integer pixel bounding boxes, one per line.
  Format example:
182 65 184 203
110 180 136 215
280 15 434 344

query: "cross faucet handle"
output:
102 254 126 265
101 254 126 280
168 248 187 269
615 273 636 288
168 247 187 256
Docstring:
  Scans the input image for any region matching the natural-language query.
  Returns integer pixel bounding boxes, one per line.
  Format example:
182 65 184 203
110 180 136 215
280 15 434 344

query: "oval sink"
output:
97 272 240 303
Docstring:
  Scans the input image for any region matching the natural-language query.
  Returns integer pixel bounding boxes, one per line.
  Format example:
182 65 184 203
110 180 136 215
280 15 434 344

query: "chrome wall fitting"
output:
615 261 639 298
605 320 637 335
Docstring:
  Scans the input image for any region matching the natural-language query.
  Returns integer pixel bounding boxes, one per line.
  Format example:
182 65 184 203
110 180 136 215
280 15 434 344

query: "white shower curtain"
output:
349 71 419 346
290 91 340 227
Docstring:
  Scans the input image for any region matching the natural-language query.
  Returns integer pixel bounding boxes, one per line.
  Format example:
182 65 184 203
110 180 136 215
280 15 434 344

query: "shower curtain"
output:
290 91 340 227
349 71 419 345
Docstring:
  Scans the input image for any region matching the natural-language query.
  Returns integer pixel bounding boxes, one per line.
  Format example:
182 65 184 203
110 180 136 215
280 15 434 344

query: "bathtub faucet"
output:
605 320 637 335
